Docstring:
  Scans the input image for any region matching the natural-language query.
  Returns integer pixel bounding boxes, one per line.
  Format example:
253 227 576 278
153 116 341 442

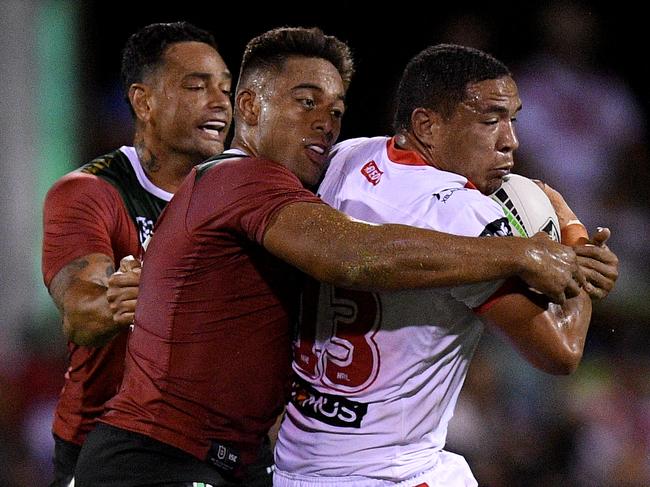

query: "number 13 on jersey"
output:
293 278 382 393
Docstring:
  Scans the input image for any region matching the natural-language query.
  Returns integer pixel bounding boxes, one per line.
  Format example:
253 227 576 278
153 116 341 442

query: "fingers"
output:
575 245 619 270
113 307 136 326
574 229 618 301
579 264 615 294
119 255 142 272
576 253 619 279
590 227 611 246
107 263 140 325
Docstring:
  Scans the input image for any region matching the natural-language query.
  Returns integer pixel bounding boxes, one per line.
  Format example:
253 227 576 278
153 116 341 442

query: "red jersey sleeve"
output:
189 157 325 244
42 172 130 287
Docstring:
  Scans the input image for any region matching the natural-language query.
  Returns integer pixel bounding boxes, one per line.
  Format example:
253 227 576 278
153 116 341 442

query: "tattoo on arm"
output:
48 254 115 312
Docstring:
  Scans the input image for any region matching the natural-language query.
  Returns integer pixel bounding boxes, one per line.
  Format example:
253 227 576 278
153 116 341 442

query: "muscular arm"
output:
48 252 128 347
480 287 592 375
263 202 582 303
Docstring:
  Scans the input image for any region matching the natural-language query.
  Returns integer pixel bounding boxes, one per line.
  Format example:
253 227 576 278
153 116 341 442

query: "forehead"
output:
462 76 520 111
158 41 229 76
273 56 345 96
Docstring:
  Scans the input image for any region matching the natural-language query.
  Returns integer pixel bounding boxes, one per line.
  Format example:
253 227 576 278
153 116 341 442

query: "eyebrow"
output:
478 103 522 114
183 71 232 81
291 83 345 102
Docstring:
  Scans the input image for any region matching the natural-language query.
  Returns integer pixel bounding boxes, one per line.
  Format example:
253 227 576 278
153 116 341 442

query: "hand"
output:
574 227 619 301
518 233 585 304
107 255 142 326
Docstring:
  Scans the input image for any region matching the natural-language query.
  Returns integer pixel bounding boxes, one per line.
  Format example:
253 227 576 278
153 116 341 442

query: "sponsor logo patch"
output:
541 218 560 242
480 217 514 237
433 187 467 204
291 379 368 428
361 161 383 186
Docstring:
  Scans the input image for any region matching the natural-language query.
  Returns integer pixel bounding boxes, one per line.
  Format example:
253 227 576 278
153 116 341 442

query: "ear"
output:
410 108 442 148
236 89 260 126
128 84 151 123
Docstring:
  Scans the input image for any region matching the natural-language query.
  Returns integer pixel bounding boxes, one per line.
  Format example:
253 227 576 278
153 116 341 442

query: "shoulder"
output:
200 155 304 187
437 185 504 214
431 185 511 237
46 169 120 203
330 136 388 162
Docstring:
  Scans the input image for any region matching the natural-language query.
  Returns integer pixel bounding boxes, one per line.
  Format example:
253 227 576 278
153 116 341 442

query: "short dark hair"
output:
393 44 510 132
238 27 354 89
121 21 217 109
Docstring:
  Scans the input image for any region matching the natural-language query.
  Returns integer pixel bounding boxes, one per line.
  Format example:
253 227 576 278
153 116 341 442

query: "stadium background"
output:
1 0 648 485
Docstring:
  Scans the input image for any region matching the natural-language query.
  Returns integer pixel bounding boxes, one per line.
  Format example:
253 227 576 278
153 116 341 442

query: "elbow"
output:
538 347 583 375
63 320 100 347
62 314 116 347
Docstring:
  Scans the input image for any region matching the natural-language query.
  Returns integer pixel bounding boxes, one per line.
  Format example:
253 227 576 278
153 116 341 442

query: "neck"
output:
133 135 196 193
394 132 438 168
230 131 258 158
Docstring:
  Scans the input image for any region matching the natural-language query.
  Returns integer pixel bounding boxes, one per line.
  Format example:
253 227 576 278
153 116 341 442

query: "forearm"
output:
542 291 592 369
485 289 592 375
62 281 127 346
328 223 528 291
49 253 127 347
265 202 578 302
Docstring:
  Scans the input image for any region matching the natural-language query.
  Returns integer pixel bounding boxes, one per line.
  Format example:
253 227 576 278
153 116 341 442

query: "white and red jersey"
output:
275 136 512 485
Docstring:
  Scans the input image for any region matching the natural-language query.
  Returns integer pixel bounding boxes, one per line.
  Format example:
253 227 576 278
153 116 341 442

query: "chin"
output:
200 142 225 159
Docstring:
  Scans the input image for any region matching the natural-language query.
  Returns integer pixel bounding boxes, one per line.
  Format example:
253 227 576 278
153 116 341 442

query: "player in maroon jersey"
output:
42 21 232 486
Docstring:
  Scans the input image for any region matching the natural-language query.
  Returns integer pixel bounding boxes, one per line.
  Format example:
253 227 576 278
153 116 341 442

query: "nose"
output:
207 84 232 111
312 111 339 144
498 121 519 154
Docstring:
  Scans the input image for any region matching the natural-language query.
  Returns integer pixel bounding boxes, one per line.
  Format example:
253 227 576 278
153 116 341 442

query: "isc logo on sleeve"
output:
361 161 383 186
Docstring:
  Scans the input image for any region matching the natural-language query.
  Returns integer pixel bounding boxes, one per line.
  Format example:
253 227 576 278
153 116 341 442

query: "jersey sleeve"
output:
42 172 122 287
430 187 515 308
191 158 325 245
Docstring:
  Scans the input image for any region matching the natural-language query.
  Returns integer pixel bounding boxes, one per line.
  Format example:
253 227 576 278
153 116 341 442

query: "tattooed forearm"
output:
49 258 89 311
48 253 115 311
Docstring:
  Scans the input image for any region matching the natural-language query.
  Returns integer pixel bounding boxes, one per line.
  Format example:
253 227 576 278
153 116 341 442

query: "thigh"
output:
244 436 274 487
49 435 81 487
74 424 236 487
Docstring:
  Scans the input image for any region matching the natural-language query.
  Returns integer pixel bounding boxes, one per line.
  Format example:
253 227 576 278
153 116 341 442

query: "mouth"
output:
198 120 228 141
305 143 329 167
493 167 512 179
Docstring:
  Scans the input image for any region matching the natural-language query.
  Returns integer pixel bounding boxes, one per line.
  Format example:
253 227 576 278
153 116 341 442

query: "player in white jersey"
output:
274 44 619 487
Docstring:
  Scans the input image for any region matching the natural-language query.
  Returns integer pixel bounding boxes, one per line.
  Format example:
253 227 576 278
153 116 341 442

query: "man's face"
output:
436 76 521 195
256 56 346 187
146 41 232 163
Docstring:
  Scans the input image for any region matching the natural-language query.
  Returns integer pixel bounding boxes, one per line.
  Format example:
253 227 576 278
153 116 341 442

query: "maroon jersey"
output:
101 154 324 466
42 147 170 445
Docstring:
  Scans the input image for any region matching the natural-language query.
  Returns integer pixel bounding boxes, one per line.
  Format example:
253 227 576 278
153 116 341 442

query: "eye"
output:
185 84 205 91
300 98 315 109
331 108 344 119
510 116 518 123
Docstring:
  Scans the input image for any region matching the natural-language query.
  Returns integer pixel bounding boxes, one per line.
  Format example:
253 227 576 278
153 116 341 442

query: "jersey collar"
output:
386 136 429 166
